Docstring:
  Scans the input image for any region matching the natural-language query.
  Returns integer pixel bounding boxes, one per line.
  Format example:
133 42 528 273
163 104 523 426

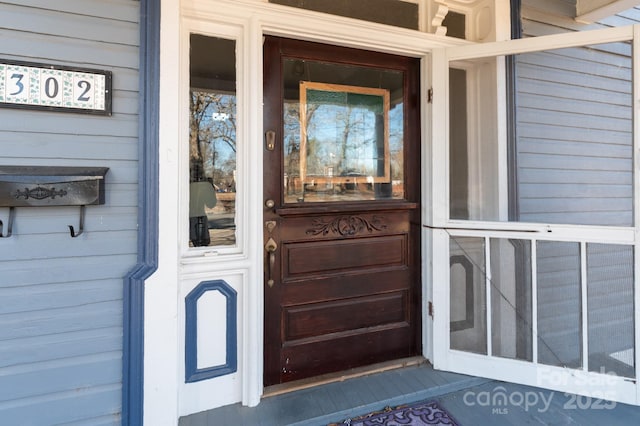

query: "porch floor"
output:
178 362 640 425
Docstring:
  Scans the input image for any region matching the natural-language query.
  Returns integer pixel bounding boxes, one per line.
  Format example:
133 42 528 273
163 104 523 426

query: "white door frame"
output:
150 0 474 422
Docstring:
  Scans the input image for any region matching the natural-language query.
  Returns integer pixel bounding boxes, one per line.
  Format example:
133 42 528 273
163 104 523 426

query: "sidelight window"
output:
188 34 237 247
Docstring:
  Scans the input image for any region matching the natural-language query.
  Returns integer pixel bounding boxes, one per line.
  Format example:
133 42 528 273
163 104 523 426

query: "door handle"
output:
265 237 278 287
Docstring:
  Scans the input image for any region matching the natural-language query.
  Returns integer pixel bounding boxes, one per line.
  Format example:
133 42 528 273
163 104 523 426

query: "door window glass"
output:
283 59 405 203
189 34 237 247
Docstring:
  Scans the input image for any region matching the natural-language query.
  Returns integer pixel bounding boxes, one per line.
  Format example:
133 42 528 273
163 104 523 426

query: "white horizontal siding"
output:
0 1 140 424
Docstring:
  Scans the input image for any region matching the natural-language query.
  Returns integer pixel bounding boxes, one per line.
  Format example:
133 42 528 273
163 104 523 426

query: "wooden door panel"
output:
284 291 409 341
281 269 412 305
264 36 421 385
283 235 407 278
280 326 414 382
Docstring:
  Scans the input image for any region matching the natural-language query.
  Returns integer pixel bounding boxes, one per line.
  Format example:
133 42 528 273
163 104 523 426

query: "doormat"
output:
329 400 459 426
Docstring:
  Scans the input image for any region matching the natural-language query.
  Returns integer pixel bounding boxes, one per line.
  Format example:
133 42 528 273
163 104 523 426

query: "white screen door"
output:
431 25 640 405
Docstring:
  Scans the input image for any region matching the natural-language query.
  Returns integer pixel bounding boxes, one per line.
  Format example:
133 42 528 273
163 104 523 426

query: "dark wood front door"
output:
263 36 421 386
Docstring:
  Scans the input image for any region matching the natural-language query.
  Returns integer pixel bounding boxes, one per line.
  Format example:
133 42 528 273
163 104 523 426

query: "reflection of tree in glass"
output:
307 103 376 177
284 101 301 178
284 101 320 176
190 91 236 190
389 103 404 181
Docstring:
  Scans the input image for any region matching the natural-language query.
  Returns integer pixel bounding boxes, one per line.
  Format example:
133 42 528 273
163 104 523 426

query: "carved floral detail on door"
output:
306 215 387 236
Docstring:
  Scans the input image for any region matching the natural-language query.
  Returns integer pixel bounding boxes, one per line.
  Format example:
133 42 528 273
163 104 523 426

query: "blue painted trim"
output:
122 0 160 425
185 280 238 383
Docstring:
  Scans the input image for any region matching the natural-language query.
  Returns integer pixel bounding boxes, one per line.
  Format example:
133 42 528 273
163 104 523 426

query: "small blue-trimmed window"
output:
185 280 238 382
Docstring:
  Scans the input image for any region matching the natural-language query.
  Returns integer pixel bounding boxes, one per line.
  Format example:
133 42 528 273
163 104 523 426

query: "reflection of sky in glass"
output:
284 100 403 178
200 94 235 167
307 103 378 176
389 103 403 153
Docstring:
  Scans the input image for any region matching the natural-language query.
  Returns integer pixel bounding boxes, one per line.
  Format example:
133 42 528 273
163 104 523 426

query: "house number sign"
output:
0 59 112 115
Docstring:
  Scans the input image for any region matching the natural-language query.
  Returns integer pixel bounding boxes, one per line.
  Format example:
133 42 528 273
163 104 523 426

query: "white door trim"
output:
151 0 474 422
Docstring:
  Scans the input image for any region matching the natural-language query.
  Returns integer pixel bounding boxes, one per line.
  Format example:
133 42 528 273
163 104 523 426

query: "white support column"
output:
242 15 265 408
144 0 182 424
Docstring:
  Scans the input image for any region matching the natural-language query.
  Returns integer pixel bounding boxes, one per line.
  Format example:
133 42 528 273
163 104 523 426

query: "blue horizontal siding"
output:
0 385 122 425
0 280 122 315
0 300 123 341
0 29 139 69
12 0 139 22
0 254 136 287
0 133 139 160
0 3 139 45
0 109 138 136
515 8 639 375
515 39 633 227
0 353 122 401
0 0 140 424
1 327 123 368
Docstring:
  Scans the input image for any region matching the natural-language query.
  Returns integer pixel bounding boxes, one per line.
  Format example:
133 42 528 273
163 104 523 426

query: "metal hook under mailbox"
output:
0 207 15 238
68 205 86 238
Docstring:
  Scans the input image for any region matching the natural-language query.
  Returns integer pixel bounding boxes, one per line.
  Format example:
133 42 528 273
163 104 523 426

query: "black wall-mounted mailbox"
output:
0 166 109 237
0 166 108 207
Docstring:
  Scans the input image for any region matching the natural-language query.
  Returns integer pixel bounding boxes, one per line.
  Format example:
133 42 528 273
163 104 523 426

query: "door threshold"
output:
263 356 427 398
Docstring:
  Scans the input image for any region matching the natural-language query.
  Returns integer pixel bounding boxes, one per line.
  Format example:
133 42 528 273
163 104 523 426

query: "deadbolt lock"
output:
265 220 276 234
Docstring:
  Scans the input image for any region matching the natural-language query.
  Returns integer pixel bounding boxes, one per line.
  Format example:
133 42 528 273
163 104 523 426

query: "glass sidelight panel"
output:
587 244 635 378
283 59 405 203
537 241 582 368
449 41 633 226
450 236 487 355
189 34 237 247
490 238 532 361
